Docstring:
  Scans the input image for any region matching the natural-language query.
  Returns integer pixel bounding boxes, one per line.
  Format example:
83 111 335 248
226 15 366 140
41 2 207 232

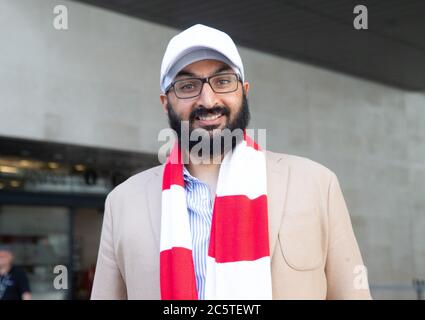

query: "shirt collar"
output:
183 166 199 191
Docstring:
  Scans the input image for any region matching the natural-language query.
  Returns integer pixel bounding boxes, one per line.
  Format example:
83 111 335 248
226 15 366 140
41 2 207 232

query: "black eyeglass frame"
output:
165 72 242 99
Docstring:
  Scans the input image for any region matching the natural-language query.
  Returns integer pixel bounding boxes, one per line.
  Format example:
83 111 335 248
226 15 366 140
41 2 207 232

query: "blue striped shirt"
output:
183 166 213 300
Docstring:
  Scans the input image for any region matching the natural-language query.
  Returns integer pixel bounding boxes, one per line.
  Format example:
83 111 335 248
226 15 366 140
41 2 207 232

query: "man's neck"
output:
186 153 223 198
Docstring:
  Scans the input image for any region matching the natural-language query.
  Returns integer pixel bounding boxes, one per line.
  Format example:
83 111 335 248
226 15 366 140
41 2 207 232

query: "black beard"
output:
167 93 251 158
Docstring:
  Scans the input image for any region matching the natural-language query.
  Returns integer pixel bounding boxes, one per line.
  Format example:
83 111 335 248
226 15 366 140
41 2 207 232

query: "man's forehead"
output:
176 60 232 78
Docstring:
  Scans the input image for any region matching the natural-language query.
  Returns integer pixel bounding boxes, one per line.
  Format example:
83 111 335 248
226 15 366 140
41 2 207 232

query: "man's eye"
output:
215 77 232 86
179 83 195 90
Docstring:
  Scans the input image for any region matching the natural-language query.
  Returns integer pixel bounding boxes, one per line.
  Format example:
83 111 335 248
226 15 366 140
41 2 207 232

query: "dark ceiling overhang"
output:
0 136 158 173
72 0 425 91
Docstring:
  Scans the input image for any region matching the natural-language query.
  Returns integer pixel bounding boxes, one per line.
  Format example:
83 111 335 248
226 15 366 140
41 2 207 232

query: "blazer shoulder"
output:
107 164 164 202
266 150 335 181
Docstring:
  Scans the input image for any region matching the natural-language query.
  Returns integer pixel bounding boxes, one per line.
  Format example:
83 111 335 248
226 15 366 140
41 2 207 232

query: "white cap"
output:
160 24 245 93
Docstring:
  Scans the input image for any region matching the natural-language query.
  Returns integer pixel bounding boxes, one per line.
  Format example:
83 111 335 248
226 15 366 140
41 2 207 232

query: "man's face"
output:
0 250 12 268
160 59 251 154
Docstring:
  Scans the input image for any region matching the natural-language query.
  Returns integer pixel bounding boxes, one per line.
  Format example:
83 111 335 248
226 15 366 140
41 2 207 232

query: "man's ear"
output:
160 94 168 114
243 81 250 95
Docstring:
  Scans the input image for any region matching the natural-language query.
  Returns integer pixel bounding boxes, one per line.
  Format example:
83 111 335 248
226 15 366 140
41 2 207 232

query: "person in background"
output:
0 245 32 300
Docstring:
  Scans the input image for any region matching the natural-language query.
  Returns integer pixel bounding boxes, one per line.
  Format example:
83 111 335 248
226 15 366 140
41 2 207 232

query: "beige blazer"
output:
91 151 372 300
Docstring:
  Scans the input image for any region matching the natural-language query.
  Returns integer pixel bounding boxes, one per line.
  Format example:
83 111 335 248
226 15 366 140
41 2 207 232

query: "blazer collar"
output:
147 151 289 254
264 150 289 255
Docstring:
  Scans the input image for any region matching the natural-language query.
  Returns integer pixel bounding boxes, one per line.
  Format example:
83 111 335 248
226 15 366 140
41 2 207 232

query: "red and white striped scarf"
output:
160 135 272 299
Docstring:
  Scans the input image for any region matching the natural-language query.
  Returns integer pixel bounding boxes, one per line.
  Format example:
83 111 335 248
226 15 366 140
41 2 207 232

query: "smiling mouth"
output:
196 113 223 121
191 106 230 129
194 113 225 130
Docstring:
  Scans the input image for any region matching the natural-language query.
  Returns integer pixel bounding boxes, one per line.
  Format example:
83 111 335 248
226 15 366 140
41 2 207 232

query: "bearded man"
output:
91 24 371 300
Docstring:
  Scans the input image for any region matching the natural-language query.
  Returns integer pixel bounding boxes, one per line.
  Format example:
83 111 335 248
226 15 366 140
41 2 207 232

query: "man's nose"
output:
197 82 218 108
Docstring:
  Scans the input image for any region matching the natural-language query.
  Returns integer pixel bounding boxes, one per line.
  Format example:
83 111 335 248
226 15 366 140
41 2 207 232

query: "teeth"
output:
199 114 221 121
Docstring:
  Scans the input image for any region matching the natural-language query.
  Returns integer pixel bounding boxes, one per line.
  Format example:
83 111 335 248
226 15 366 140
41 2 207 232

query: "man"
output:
0 245 32 300
91 24 371 300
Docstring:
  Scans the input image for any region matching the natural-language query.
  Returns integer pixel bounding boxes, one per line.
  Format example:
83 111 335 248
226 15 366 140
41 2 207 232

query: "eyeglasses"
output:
166 73 241 99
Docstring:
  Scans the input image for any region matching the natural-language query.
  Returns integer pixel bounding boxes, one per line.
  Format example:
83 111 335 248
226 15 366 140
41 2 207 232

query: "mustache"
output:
189 105 230 122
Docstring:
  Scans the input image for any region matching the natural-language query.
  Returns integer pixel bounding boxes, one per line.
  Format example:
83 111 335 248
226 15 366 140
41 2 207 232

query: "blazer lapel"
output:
265 151 290 255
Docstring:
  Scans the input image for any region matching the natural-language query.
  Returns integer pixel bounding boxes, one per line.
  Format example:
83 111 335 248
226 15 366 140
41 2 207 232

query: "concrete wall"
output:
1 0 424 299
